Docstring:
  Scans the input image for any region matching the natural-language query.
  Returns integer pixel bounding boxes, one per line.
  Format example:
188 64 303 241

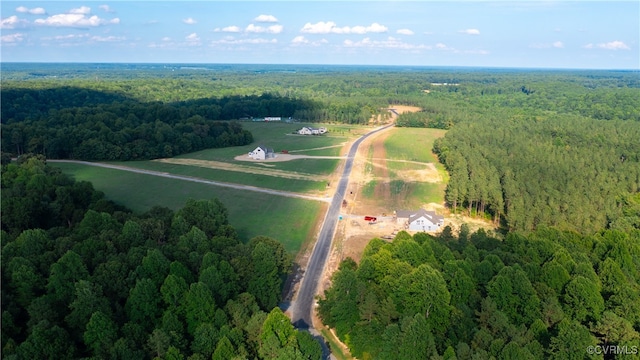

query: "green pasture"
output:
268 158 338 176
53 162 322 253
384 127 446 165
109 160 329 193
178 122 358 161
359 127 448 207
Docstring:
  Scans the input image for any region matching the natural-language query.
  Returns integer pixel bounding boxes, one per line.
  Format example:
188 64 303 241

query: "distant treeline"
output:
0 86 385 161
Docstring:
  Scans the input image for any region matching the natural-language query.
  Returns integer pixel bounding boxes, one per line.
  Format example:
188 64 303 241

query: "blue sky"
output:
1 1 638 69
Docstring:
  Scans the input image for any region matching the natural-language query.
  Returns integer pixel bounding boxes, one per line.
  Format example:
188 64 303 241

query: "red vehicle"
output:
364 216 377 222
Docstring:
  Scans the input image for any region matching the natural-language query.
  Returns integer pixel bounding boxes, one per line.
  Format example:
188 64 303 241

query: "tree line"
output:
433 112 640 234
1 157 322 359
319 226 640 359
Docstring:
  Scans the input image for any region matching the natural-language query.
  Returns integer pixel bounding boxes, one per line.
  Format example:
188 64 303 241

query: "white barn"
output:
396 209 444 232
248 146 275 160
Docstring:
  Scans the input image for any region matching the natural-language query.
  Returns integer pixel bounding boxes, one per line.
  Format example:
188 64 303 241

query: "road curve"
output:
290 123 395 331
47 160 330 203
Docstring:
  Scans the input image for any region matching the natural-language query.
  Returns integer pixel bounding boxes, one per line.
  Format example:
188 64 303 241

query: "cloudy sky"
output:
1 1 638 69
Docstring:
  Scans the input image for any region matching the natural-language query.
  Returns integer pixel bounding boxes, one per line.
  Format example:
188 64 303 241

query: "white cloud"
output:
162 37 171 41
44 34 89 41
343 36 428 50
530 41 564 49
91 35 125 42
396 29 414 35
34 12 120 28
254 14 278 23
292 35 308 44
1 32 25 43
186 33 200 42
1 15 29 29
211 37 278 45
40 33 91 46
290 36 327 47
16 6 46 15
585 40 630 50
459 28 480 35
245 24 283 34
216 25 241 33
301 21 388 34
99 5 113 13
434 42 489 55
70 6 91 15
183 17 197 25
301 21 339 34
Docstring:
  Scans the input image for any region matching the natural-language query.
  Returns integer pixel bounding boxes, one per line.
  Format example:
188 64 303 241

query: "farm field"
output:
52 122 367 255
52 162 324 253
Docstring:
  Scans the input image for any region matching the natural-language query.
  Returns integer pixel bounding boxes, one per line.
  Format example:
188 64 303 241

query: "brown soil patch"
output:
390 105 422 114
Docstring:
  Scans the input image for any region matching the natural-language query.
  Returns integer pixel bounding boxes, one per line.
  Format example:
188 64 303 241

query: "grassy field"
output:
384 127 446 164
384 128 448 207
105 122 352 195
109 160 330 193
53 162 323 253
177 122 362 161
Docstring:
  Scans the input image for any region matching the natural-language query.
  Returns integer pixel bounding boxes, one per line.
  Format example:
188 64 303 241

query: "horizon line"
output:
2 61 638 72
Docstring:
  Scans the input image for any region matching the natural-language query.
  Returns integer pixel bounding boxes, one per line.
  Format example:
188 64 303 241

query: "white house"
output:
395 209 444 232
248 146 275 160
298 126 327 135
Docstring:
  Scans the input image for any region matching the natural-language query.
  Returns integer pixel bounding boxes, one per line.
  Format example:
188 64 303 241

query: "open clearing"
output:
53 161 324 253
53 121 362 255
318 111 495 305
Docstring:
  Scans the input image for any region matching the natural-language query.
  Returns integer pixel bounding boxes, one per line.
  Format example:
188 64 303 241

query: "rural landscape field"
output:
3 62 639 360
1 2 639 358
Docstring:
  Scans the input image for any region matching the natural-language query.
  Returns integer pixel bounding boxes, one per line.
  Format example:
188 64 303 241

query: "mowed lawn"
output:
107 122 359 193
384 127 446 164
53 162 322 253
177 122 362 161
111 160 330 193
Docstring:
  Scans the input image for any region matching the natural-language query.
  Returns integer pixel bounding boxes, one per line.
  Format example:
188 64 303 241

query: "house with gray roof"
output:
248 146 275 160
395 209 444 232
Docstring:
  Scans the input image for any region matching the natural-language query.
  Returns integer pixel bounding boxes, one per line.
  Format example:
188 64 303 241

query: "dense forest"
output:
1 157 321 359
319 227 640 359
433 113 640 234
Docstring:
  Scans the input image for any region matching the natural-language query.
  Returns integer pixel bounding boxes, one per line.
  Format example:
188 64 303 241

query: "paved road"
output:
289 123 395 333
48 160 331 203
